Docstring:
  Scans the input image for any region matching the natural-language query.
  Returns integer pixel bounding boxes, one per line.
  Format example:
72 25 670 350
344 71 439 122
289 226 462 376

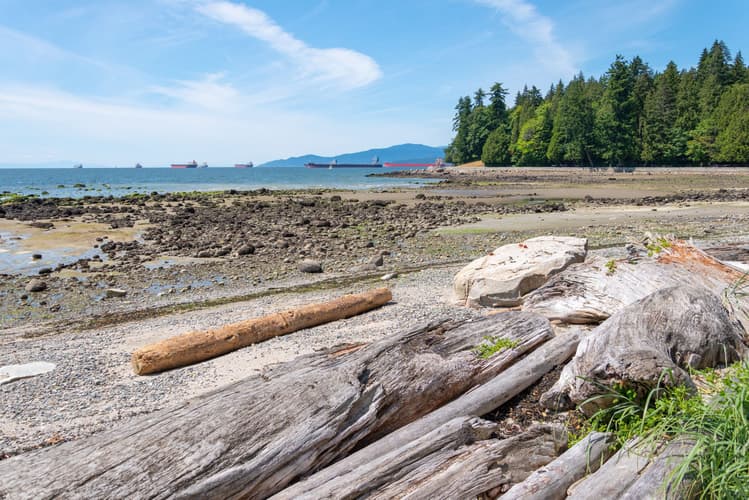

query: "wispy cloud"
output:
149 73 239 110
196 1 382 90
474 0 577 77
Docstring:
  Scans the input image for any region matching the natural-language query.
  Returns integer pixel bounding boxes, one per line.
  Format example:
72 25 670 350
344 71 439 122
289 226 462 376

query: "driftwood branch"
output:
567 439 650 499
500 431 615 500
0 312 554 499
132 287 392 374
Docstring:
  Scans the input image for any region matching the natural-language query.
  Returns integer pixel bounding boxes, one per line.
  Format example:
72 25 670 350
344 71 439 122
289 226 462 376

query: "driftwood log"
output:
132 287 392 374
274 417 565 499
523 241 749 328
499 431 615 500
274 329 581 499
567 439 651 499
620 439 696 500
0 312 556 499
541 286 746 413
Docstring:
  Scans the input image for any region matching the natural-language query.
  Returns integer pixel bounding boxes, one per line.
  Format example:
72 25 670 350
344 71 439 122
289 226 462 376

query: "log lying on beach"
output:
523 241 749 327
499 431 615 500
275 329 581 499
620 439 696 500
567 439 651 499
541 286 746 413
275 417 565 499
132 287 392 374
0 312 555 499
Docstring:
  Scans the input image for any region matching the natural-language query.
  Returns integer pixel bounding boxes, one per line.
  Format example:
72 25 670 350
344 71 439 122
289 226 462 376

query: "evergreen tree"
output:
481 125 512 166
596 56 638 166
642 62 680 163
548 75 596 166
714 84 749 162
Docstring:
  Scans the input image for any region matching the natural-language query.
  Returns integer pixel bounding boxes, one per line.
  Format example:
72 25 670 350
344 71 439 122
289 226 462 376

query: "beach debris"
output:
540 286 746 414
105 288 127 298
24 279 47 293
0 362 56 385
453 236 587 307
380 272 398 281
298 259 322 273
131 287 393 375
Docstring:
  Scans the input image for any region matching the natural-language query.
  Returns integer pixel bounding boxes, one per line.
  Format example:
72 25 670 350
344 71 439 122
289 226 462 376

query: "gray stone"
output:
105 288 128 298
453 236 588 308
298 260 323 273
237 244 255 256
25 279 47 293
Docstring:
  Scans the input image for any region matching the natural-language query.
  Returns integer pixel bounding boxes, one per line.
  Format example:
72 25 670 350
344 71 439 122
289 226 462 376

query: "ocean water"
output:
0 167 436 198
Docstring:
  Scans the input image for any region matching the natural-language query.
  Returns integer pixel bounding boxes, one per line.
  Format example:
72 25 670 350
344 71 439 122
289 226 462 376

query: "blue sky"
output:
0 0 746 165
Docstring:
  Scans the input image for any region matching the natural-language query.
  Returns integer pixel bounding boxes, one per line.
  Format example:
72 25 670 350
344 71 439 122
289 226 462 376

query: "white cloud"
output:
475 0 577 77
149 73 240 110
196 1 382 89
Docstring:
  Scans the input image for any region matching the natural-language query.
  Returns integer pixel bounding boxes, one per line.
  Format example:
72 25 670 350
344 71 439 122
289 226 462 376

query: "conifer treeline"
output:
445 41 749 167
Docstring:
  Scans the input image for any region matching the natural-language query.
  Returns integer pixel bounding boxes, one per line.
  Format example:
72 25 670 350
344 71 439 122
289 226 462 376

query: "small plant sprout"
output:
605 259 617 275
473 336 519 359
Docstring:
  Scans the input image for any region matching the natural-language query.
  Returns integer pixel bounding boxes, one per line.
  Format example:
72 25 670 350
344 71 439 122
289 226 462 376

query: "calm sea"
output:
0 167 436 198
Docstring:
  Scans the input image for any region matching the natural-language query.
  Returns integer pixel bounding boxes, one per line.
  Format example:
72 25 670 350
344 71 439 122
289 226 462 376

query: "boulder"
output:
298 259 322 273
541 286 746 414
453 236 587 307
25 279 47 293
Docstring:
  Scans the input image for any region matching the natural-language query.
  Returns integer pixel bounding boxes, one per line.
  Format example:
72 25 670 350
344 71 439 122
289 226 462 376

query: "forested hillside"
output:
445 41 749 167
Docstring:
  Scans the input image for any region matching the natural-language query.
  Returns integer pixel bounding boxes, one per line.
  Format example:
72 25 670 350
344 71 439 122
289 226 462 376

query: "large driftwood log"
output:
274 329 581 499
567 439 651 499
541 286 746 413
499 431 615 500
132 287 392 374
278 417 565 499
0 312 554 499
523 241 748 327
620 439 696 500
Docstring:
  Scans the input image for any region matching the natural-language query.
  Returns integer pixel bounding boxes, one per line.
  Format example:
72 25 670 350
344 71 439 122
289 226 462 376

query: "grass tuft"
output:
473 335 519 359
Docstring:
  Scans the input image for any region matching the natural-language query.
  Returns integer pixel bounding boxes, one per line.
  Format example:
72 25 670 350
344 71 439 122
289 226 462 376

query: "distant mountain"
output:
258 143 446 167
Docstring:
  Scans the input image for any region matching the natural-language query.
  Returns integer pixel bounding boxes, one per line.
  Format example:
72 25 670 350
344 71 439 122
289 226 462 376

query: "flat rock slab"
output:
453 236 587 308
0 362 56 385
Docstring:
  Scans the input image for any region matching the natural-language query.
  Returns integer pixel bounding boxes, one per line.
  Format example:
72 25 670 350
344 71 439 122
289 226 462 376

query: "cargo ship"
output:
305 157 382 169
234 162 254 168
171 161 198 169
383 159 449 168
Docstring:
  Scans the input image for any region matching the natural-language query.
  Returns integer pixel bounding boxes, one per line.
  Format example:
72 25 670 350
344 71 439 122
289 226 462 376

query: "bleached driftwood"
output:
132 287 392 374
499 431 615 500
274 329 582 499
567 439 650 499
0 312 555 499
523 241 749 327
620 439 696 500
541 286 745 413
277 417 565 499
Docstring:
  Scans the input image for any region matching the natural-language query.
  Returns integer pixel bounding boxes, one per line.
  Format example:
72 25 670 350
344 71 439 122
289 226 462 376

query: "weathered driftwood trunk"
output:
567 439 651 499
620 439 696 500
0 312 554 499
499 431 614 500
132 287 392 374
274 329 581 499
541 286 746 413
523 241 749 328
276 417 565 499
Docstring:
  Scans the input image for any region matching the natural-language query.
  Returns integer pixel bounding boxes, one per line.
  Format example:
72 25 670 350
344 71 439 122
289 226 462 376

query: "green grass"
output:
605 259 617 274
576 363 749 498
646 236 673 256
473 335 519 359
